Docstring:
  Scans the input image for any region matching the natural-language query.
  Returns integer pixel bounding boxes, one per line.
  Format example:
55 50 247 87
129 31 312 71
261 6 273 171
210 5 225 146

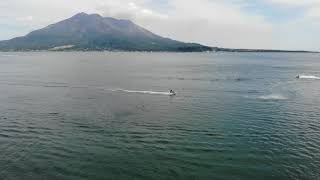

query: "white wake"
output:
297 75 320 80
258 94 287 100
107 89 173 95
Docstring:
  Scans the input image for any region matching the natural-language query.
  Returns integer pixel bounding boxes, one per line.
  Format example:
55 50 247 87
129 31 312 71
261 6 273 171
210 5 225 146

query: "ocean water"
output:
0 52 319 180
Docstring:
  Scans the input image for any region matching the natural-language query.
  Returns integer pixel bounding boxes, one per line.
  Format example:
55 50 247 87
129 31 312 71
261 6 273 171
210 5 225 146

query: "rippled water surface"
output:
0 52 320 180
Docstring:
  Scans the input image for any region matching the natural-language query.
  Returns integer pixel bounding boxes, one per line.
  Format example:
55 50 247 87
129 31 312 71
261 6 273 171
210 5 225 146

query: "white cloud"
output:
16 16 33 22
307 6 320 19
96 1 168 20
94 0 275 49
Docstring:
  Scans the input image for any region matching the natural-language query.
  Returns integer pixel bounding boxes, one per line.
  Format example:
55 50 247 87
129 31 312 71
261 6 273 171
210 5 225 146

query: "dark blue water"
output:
0 52 319 180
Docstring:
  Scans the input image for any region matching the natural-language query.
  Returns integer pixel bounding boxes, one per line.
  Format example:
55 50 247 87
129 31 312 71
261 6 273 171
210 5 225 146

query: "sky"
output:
0 0 319 51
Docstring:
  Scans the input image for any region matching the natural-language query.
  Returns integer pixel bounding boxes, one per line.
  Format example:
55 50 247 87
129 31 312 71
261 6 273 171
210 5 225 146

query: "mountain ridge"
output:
0 12 212 52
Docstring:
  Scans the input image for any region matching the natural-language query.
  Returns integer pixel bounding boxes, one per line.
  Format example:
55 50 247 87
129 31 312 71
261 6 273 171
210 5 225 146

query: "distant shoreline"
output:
213 48 318 53
0 46 318 54
0 49 317 53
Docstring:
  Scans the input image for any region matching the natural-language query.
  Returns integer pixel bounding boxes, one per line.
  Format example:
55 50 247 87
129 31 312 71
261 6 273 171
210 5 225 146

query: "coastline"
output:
0 48 318 53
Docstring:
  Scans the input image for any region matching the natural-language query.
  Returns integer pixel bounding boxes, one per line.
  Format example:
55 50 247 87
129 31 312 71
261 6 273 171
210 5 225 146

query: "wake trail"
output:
297 75 320 80
106 88 173 96
258 94 288 100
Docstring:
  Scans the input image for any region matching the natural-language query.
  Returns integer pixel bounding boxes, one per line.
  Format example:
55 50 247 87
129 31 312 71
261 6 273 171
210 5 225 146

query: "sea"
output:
0 52 319 180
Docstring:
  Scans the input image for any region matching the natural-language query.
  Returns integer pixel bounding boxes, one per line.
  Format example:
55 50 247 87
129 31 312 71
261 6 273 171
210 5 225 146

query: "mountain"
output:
0 13 212 52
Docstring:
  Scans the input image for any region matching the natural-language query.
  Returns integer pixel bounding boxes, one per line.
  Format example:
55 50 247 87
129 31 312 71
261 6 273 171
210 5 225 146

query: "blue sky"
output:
239 1 306 22
0 0 319 51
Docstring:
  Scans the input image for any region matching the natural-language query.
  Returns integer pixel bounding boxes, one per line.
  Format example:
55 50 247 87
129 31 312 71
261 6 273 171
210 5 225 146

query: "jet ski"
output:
169 90 176 96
